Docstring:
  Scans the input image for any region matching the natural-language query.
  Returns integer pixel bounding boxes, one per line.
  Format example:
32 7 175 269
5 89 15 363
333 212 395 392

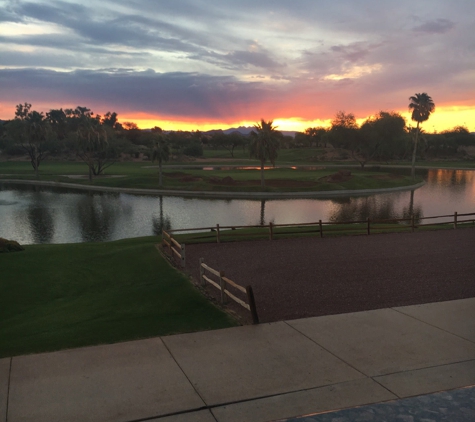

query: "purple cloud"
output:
413 19 455 34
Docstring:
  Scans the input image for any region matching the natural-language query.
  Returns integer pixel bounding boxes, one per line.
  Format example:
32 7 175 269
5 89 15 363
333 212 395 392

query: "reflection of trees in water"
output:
329 196 397 222
75 192 120 242
329 190 425 224
28 207 55 243
25 186 55 243
426 169 473 193
402 190 423 224
260 200 265 226
152 195 172 235
27 206 55 243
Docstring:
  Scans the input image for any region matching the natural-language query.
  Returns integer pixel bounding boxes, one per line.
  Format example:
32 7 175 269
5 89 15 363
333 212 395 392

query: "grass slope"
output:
0 237 236 358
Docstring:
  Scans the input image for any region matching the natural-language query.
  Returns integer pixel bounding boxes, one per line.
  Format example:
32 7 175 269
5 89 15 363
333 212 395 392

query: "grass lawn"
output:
0 236 237 358
0 161 423 192
201 147 327 164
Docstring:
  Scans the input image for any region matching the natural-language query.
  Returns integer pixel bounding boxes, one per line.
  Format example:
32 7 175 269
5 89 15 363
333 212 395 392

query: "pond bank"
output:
0 178 426 199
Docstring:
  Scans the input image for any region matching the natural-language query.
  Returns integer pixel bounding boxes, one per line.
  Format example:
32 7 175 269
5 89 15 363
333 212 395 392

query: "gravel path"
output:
184 229 475 323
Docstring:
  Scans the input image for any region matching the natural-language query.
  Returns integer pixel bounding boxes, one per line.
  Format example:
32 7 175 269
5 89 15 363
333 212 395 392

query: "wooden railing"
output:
162 229 186 267
199 259 259 324
167 211 475 242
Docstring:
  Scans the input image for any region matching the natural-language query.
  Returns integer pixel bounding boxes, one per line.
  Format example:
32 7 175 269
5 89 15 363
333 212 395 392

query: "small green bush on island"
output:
0 238 25 253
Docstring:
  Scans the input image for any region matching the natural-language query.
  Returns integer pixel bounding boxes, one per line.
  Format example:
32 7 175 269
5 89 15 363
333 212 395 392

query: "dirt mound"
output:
0 238 24 253
321 170 352 183
208 176 237 185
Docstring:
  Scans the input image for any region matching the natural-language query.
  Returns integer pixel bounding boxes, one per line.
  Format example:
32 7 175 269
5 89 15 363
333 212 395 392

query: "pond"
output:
1 168 474 244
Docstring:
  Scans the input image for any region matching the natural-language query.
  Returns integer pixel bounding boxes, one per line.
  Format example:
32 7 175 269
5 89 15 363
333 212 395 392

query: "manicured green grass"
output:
201 147 327 164
159 167 420 192
0 237 237 358
0 161 423 192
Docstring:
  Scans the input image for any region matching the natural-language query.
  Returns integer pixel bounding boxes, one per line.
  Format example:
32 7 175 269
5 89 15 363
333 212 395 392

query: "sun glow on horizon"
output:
124 103 474 133
1 103 473 134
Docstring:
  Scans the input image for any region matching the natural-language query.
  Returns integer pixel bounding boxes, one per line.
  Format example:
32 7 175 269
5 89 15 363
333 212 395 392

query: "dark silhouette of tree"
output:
304 127 328 147
249 119 281 187
360 111 407 165
46 108 68 141
76 112 116 181
329 111 358 146
101 112 119 128
151 133 170 187
9 103 50 176
409 93 435 180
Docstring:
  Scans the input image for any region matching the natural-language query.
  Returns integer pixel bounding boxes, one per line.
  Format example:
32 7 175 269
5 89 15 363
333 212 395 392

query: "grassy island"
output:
0 161 424 193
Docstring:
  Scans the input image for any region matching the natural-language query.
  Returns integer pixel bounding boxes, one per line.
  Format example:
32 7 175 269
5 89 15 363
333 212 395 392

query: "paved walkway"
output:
1 298 474 422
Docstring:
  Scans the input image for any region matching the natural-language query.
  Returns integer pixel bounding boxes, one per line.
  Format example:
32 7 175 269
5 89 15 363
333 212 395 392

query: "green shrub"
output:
0 238 25 253
183 142 203 157
4 144 25 156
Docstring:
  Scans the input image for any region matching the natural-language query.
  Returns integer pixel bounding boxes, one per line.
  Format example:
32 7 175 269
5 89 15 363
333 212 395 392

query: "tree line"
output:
0 94 473 185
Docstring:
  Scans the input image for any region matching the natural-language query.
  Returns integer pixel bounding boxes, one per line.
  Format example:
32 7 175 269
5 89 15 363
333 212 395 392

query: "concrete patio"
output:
1 298 474 422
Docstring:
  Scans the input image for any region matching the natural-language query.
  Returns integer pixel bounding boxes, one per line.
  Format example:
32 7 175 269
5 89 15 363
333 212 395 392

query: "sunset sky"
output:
1 0 474 132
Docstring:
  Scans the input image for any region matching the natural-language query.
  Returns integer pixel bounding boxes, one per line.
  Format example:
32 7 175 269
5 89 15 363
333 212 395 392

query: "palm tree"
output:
408 93 435 180
152 134 170 187
249 119 281 187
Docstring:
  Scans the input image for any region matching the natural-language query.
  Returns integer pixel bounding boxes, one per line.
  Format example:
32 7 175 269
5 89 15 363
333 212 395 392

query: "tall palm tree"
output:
408 93 435 180
249 119 281 187
152 134 170 187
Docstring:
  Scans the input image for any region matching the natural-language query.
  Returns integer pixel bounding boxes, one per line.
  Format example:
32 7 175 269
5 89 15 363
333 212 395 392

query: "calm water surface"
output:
1 168 474 244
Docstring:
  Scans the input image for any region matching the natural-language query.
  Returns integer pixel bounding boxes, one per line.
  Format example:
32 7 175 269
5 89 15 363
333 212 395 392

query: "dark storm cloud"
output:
413 19 455 34
0 68 273 119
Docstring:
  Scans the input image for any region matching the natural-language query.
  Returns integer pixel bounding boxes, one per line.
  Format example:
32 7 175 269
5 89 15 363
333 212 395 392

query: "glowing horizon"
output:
112 105 475 133
1 104 473 134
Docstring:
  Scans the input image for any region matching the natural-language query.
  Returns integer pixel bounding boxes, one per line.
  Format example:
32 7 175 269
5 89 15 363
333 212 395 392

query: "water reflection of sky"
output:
1 169 474 244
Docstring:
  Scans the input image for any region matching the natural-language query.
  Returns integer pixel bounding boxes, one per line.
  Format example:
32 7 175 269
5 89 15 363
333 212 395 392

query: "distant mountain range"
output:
207 126 297 137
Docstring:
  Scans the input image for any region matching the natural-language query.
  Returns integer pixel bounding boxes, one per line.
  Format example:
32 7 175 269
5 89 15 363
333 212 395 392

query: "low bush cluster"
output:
0 238 25 253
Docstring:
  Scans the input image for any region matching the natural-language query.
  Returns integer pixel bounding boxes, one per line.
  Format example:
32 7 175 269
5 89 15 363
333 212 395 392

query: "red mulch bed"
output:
183 229 475 323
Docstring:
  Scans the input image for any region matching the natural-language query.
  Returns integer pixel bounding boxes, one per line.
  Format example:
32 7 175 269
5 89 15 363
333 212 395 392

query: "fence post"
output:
454 211 458 229
319 220 323 238
367 217 371 235
246 285 259 324
411 214 415 233
269 222 273 240
169 236 173 257
181 244 186 268
219 271 226 304
217 224 220 243
199 258 205 286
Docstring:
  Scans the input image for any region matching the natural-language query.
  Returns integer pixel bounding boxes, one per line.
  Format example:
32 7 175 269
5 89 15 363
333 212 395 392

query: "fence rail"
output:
199 258 259 324
167 211 475 243
162 230 186 267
